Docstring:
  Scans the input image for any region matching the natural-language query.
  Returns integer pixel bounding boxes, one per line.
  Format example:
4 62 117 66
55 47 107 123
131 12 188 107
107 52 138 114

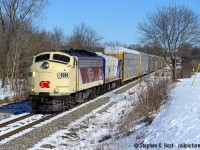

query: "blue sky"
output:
42 0 200 45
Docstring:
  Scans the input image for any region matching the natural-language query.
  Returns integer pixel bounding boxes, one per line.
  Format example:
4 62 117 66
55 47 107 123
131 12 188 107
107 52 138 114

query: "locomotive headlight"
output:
41 62 49 69
31 88 35 92
54 89 59 93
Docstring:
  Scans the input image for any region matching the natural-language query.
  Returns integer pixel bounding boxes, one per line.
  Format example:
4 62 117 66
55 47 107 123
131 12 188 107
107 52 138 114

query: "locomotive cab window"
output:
53 54 70 63
35 54 50 62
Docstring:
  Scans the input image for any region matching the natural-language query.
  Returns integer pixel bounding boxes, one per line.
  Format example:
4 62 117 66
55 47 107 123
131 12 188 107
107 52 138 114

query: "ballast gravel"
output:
0 97 109 150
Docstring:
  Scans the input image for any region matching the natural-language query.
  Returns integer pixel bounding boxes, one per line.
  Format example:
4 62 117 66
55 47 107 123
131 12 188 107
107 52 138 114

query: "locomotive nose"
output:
28 60 71 96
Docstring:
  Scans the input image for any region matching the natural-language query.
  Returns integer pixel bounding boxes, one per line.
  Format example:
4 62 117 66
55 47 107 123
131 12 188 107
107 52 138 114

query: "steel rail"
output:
0 113 35 128
0 112 59 141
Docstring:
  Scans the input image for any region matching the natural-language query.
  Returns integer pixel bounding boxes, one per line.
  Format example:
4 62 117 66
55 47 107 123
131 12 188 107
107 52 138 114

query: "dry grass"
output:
0 94 26 106
133 77 171 123
0 96 12 105
12 95 22 102
115 108 140 137
178 62 196 79
0 113 12 120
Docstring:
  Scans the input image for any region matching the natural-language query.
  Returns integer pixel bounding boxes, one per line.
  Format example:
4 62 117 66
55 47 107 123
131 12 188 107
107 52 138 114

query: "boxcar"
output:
96 52 121 83
104 46 140 83
148 54 155 72
155 56 159 70
140 52 149 75
159 57 165 68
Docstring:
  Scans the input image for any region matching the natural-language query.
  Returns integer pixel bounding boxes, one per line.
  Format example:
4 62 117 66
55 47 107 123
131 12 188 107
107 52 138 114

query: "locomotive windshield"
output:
35 54 50 62
53 54 70 63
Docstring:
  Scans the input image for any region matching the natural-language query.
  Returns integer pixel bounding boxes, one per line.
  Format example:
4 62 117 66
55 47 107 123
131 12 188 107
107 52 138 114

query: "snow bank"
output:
115 74 200 149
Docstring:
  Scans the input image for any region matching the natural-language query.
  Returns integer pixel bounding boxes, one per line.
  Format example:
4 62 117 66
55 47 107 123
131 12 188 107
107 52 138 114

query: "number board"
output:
57 72 70 78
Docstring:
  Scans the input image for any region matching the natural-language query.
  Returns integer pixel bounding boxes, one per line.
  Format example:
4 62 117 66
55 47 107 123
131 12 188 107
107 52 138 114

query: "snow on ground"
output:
2 73 199 150
107 73 200 150
0 81 14 100
0 80 30 121
0 114 46 135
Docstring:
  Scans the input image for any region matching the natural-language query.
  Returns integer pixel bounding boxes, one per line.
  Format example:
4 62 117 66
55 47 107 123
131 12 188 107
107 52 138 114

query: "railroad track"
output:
0 97 97 142
0 112 60 141
0 69 165 143
0 113 35 128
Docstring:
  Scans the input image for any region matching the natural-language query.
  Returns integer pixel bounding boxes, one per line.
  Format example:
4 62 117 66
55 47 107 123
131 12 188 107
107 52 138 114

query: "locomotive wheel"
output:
65 101 75 110
64 95 76 110
89 88 97 99
69 101 75 108
30 99 36 109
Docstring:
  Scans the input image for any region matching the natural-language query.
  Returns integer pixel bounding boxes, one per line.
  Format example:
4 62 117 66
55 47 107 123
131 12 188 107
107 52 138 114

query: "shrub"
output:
12 94 22 102
133 77 171 124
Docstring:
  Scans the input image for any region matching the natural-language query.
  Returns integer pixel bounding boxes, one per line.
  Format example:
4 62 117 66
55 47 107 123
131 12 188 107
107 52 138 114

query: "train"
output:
27 46 165 112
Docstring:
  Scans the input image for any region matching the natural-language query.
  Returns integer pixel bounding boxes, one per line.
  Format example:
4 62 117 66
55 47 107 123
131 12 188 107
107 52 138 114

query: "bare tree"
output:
138 5 200 81
180 43 193 57
0 0 47 87
67 23 102 51
0 0 48 89
191 46 200 56
50 27 66 50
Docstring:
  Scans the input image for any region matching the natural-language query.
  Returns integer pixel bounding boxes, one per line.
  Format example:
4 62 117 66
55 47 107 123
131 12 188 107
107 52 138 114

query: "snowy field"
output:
0 80 30 121
0 81 14 100
1 73 199 150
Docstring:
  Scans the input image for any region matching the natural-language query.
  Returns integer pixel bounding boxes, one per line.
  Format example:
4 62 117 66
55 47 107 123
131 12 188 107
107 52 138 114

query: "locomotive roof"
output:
96 52 120 60
104 46 140 55
61 49 98 57
37 49 98 57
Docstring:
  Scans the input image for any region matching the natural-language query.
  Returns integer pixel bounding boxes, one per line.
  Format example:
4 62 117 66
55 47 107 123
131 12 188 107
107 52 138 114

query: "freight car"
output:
27 47 165 112
104 46 140 82
96 52 121 90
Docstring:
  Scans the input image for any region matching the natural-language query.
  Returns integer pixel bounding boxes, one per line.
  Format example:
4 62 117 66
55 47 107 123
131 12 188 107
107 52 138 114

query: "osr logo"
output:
39 81 50 88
